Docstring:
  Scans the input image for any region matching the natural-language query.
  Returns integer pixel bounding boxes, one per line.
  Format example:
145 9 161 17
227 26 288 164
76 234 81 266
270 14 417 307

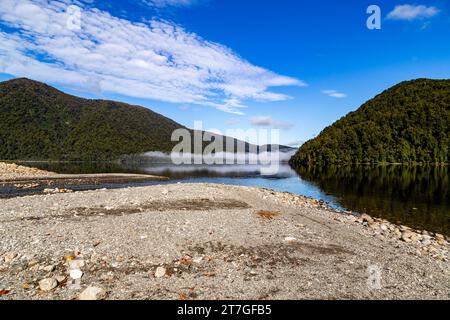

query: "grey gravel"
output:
0 183 449 300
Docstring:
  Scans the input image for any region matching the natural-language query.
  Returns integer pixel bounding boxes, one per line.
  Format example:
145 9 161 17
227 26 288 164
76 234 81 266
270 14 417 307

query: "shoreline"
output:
0 182 448 300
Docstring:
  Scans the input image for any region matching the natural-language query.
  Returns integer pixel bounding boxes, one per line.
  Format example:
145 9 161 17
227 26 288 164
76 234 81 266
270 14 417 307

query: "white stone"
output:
283 237 298 244
42 265 55 272
154 266 166 278
69 259 85 269
69 269 83 280
193 257 203 264
39 278 58 291
79 286 107 300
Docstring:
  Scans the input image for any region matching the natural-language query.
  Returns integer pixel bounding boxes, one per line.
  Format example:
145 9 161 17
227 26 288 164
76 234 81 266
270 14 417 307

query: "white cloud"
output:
251 116 273 126
286 140 304 147
0 0 304 114
250 116 294 130
387 4 439 21
322 89 347 98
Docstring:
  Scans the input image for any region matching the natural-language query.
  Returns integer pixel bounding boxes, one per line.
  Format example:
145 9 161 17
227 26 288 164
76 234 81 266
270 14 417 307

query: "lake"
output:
18 161 450 236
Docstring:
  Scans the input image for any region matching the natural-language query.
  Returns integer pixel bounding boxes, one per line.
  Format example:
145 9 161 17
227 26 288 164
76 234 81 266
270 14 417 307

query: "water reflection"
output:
22 161 450 235
294 165 450 235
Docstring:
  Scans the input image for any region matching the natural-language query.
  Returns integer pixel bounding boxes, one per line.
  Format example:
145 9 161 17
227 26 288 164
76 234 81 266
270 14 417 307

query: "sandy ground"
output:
0 183 448 300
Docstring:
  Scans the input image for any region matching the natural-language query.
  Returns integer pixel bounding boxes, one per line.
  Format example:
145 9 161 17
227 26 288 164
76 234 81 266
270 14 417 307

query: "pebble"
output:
360 214 374 224
69 259 85 269
193 257 203 264
69 269 83 280
42 265 55 272
283 237 298 244
79 286 107 300
3 252 17 263
154 267 166 278
435 234 445 240
39 278 58 291
28 259 39 267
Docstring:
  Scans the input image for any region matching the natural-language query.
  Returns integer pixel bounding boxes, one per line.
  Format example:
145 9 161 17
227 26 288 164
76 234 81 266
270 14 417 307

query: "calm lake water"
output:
20 162 450 236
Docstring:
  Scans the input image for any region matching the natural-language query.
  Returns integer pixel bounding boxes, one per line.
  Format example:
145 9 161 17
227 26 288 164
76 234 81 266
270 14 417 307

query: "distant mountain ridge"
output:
290 79 450 165
0 78 292 161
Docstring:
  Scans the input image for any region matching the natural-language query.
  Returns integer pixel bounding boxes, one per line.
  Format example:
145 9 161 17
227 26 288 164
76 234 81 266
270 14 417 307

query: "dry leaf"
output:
178 292 188 300
165 270 173 277
22 283 30 290
0 289 10 295
256 210 279 220
64 255 75 262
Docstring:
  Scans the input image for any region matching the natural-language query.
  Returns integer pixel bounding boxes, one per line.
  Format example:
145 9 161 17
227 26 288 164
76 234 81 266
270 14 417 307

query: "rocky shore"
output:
0 162 57 180
0 183 448 300
0 162 168 198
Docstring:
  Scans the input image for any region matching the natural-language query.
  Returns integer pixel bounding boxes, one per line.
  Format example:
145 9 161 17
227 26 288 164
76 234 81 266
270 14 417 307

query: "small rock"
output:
435 234 445 241
161 189 169 195
42 265 55 272
401 231 415 242
69 259 85 269
39 278 58 291
79 286 107 300
154 267 166 278
283 237 298 244
28 259 39 267
69 269 83 280
360 214 374 224
3 252 17 263
193 257 203 264
380 224 388 232
55 275 66 283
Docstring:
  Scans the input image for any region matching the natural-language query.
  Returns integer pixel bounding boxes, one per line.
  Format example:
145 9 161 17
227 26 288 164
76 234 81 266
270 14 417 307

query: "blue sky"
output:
0 0 449 146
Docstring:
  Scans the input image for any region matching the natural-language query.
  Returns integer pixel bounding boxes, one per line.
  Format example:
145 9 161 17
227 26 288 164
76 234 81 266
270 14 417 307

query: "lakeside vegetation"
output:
290 79 450 166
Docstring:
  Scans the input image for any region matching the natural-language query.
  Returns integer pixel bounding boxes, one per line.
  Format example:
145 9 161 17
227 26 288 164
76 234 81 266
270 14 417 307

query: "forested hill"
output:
0 78 188 160
290 79 450 165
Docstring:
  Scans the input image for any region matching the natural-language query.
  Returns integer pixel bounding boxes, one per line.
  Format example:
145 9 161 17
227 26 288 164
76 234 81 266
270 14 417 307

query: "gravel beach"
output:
0 162 168 199
0 182 448 300
0 162 57 180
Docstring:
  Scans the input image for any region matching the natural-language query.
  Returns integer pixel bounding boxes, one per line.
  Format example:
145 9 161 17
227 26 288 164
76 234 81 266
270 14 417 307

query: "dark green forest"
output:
0 78 188 161
290 79 450 165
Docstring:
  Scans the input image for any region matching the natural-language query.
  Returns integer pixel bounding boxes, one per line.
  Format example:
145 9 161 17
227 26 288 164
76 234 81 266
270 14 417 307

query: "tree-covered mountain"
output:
290 79 450 165
0 78 187 160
